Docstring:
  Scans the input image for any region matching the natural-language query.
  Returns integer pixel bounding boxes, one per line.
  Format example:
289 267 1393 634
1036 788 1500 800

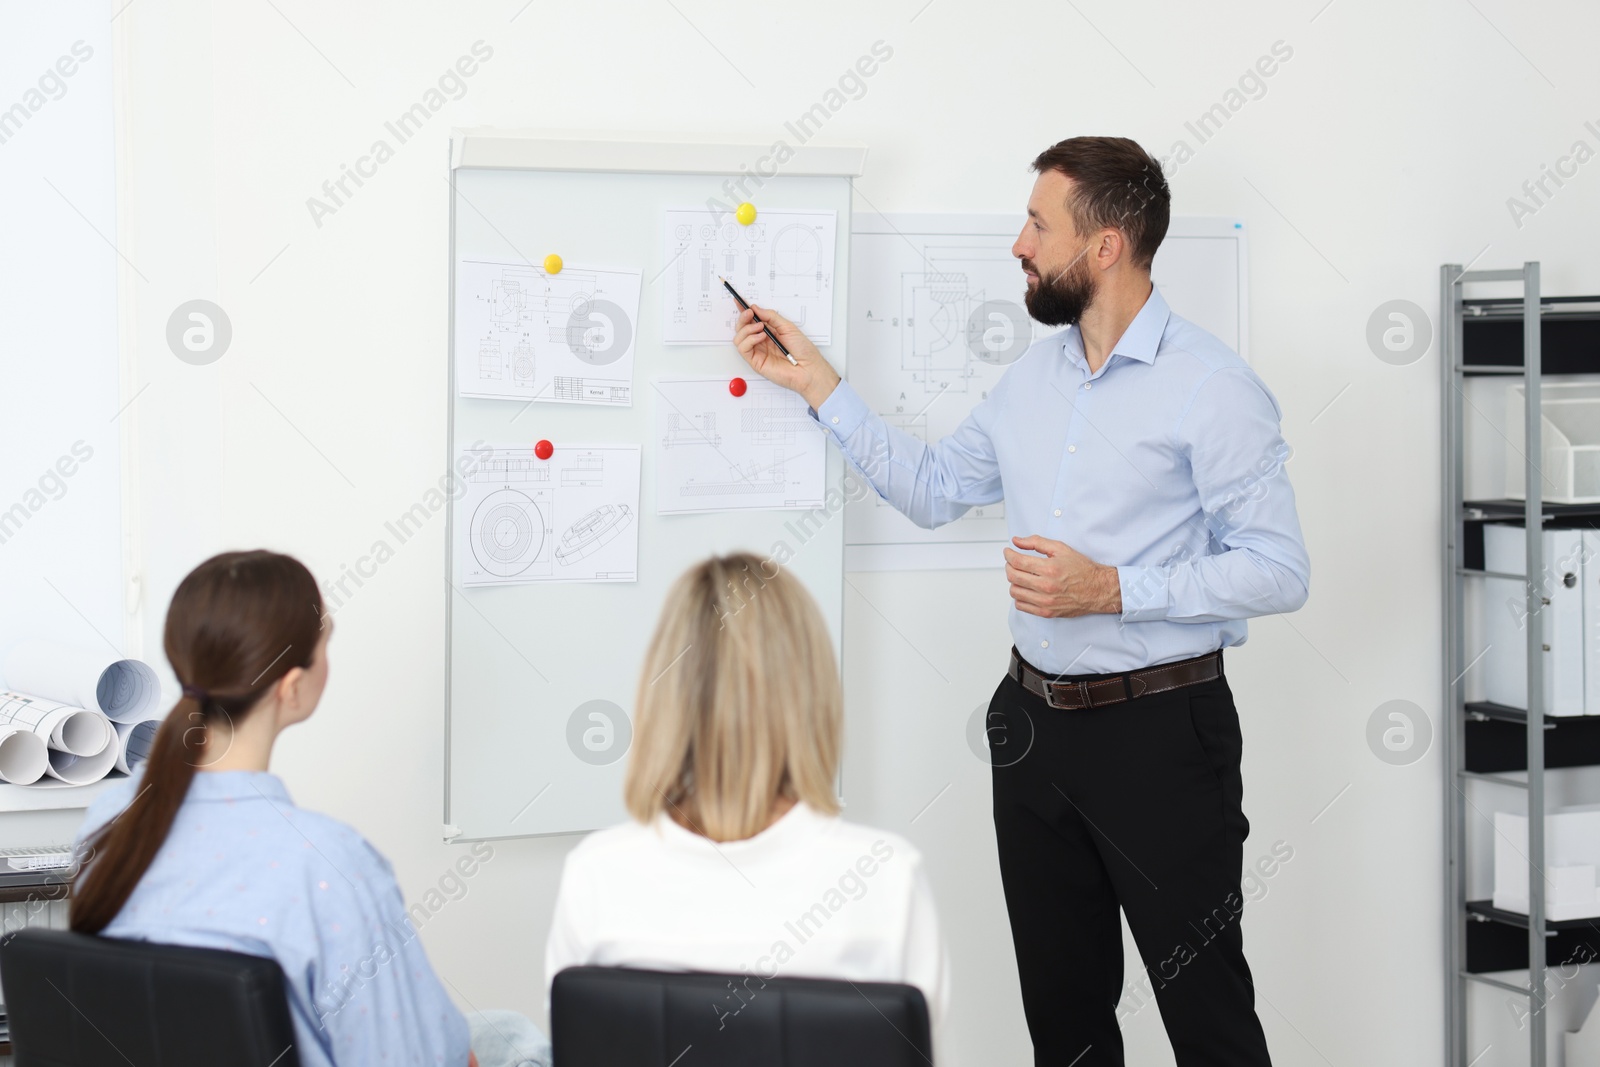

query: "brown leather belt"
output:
1008 647 1223 710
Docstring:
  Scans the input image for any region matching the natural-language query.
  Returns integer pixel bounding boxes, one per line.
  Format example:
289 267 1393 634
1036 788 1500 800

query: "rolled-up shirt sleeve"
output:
814 379 1002 530
1116 367 1310 624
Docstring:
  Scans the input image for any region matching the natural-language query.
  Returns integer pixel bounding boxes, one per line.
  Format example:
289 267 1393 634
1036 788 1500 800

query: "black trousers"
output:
986 656 1272 1066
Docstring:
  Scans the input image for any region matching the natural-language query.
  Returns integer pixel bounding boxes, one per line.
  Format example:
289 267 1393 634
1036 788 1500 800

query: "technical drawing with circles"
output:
845 213 1247 570
456 444 641 586
455 258 641 406
661 207 837 346
844 219 1042 567
653 377 826 514
471 488 552 578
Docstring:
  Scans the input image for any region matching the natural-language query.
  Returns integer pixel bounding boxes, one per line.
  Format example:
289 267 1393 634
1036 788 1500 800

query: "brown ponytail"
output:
70 550 324 934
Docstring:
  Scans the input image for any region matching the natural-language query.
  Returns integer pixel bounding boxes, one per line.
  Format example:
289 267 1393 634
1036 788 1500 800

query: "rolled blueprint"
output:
2 640 162 724
0 726 48 785
113 717 162 775
0 691 112 756
45 728 118 784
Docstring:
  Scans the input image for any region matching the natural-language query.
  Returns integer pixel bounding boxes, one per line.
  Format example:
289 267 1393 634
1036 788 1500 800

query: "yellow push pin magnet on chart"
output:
543 253 563 274
735 202 757 226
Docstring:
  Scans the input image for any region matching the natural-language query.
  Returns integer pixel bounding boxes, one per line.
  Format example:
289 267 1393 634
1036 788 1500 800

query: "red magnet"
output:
534 439 554 459
728 377 748 397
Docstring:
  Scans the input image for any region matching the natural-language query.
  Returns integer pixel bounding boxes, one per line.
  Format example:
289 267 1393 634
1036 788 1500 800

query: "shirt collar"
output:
183 769 294 806
1061 283 1172 369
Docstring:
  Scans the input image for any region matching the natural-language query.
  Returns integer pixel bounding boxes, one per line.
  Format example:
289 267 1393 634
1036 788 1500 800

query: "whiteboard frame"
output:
445 131 864 841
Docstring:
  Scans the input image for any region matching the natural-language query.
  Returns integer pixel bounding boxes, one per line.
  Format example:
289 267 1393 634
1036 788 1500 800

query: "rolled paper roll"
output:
0 690 112 755
2 640 162 724
45 726 118 785
0 726 48 785
113 717 162 775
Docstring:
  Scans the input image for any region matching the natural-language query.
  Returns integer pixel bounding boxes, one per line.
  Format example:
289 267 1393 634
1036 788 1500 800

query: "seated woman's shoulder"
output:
565 816 662 864
79 776 141 840
560 809 926 890
280 807 392 872
815 815 926 876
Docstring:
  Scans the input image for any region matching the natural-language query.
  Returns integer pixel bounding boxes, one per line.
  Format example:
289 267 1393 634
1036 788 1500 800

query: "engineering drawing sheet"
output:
456 259 641 405
661 208 837 346
455 444 641 586
843 214 1248 571
653 377 826 514
844 215 1042 570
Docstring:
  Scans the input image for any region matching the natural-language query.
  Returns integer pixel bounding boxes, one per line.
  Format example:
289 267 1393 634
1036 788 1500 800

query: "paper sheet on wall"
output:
455 259 641 405
653 377 827 514
843 215 1041 571
843 214 1247 571
456 444 640 586
661 208 836 345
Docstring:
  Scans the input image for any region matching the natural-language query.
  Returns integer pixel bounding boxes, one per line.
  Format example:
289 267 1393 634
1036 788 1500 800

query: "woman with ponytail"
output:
70 551 485 1067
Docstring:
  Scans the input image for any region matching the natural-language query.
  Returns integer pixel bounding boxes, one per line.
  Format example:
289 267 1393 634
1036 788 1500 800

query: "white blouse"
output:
544 802 949 1035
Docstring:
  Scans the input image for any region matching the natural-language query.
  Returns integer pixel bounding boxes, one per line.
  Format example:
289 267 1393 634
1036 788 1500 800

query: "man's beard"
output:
1022 254 1096 326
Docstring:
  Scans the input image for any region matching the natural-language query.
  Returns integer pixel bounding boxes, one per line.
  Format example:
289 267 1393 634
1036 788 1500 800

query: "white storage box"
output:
1494 805 1600 920
1482 524 1589 716
1507 381 1600 503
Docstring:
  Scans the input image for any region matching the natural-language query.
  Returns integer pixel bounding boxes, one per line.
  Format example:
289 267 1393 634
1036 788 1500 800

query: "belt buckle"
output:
1046 677 1092 710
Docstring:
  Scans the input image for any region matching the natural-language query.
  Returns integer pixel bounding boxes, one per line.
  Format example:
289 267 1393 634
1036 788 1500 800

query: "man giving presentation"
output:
733 135 1309 1066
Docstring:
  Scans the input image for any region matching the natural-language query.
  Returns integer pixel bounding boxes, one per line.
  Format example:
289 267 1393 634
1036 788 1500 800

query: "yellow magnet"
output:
543 253 563 274
735 202 757 226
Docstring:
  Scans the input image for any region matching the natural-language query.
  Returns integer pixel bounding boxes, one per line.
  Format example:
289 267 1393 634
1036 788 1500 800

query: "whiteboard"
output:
445 131 860 840
843 214 1248 571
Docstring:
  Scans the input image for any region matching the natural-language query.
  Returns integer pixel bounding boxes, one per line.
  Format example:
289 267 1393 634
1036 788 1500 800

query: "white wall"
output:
0 8 123 688
91 0 1600 1064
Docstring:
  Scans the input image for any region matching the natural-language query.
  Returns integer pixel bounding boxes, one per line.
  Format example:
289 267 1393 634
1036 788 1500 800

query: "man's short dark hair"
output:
1031 137 1171 270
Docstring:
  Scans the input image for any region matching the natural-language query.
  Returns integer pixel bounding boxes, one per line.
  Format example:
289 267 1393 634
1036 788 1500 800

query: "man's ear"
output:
1096 228 1123 270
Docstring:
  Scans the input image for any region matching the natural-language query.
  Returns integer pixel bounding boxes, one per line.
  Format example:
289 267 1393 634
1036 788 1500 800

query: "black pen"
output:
721 277 799 366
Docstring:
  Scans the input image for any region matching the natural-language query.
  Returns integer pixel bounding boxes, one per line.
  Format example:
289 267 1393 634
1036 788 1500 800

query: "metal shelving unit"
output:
1443 262 1600 1065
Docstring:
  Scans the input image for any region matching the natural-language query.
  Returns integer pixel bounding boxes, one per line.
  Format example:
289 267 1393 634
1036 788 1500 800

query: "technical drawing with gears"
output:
653 377 826 514
471 487 552 579
555 504 633 566
844 214 1247 571
843 216 1047 568
456 443 640 586
660 208 837 346
455 258 641 406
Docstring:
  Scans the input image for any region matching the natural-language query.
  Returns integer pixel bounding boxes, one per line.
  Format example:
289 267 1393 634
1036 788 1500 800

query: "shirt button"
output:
1053 508 1061 517
1067 445 1077 453
1040 640 1050 649
1083 382 1092 390
831 416 839 424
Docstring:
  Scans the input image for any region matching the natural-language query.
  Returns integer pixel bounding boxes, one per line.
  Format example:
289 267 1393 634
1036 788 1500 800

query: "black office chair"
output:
0 927 301 1067
552 966 933 1067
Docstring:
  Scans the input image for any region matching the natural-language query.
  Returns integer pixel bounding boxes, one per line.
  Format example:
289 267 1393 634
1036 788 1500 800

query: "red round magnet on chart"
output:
728 377 748 397
534 439 554 460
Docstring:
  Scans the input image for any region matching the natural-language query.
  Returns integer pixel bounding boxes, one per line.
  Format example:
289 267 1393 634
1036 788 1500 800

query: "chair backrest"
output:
0 927 301 1067
551 966 933 1067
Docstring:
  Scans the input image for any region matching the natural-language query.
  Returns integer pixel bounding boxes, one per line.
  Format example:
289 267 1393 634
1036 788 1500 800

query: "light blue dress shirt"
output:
817 284 1309 675
75 770 471 1067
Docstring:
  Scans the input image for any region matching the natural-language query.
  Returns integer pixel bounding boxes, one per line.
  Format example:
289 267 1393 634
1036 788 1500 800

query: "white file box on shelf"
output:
1483 524 1588 716
1494 805 1600 920
1507 381 1600 503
